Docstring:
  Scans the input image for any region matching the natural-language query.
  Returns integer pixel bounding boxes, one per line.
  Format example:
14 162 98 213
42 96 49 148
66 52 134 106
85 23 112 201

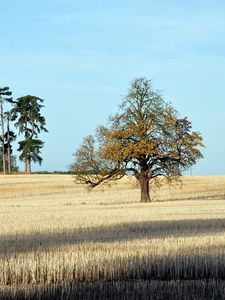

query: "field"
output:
1 174 225 299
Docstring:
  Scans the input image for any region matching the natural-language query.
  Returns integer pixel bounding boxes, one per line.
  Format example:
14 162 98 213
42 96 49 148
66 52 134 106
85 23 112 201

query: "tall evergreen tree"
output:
0 87 13 174
12 95 48 173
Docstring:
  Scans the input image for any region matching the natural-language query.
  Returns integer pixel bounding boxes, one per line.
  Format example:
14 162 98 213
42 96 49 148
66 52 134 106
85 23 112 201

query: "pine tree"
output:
12 95 48 173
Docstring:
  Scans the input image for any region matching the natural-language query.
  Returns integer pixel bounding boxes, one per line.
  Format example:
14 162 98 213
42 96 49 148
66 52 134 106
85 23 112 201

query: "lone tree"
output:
12 95 48 173
72 78 204 202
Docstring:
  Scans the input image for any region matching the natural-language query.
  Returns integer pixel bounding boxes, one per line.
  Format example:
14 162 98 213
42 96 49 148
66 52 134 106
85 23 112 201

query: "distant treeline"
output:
33 171 73 175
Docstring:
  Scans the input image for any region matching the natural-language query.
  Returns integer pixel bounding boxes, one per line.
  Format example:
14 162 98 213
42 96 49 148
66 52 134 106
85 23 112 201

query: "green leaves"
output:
0 86 12 99
18 138 44 165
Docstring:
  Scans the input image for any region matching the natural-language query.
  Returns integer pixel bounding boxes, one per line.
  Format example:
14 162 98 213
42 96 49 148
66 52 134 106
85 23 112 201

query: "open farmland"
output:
1 175 225 299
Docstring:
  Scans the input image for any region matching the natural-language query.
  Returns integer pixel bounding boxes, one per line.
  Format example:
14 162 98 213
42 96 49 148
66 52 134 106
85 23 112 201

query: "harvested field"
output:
1 175 225 299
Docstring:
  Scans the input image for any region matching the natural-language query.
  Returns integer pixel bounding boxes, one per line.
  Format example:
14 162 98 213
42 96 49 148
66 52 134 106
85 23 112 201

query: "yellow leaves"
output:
100 140 156 162
98 118 204 169
123 141 156 157
100 142 123 161
106 120 154 141
106 129 131 139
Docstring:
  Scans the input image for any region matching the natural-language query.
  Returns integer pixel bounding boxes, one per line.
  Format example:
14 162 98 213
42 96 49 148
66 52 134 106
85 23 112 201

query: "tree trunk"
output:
27 156 31 174
137 172 151 203
0 101 6 174
7 117 11 174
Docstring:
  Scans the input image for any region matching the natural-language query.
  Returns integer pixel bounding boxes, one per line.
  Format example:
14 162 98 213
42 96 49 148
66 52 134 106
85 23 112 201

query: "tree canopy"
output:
71 77 204 202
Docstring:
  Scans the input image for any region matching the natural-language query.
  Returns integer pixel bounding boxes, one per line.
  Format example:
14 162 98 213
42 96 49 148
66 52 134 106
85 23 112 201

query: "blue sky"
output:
1 0 225 174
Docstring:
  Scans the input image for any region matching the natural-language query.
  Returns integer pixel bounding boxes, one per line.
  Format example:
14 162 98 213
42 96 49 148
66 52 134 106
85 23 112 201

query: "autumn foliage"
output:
72 77 204 202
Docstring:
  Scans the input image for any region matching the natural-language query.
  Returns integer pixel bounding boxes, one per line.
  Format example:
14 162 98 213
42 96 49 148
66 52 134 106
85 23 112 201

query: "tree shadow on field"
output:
1 218 225 255
2 280 225 300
